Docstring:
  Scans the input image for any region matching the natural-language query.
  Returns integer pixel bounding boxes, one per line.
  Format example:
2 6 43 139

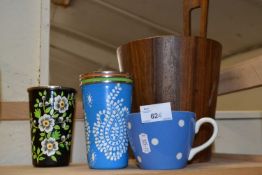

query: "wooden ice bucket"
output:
117 0 222 162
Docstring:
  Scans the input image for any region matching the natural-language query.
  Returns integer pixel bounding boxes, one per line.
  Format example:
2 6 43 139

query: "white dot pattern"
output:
176 152 183 160
127 122 132 130
151 138 159 146
137 156 142 163
178 120 185 127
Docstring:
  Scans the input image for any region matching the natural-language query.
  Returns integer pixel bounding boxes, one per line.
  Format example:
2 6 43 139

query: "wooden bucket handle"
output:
183 0 209 38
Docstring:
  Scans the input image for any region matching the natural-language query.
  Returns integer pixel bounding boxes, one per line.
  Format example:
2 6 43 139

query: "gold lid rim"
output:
80 71 131 80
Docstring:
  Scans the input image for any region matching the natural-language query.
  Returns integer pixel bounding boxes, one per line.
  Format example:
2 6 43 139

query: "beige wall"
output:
217 86 262 111
0 0 45 101
217 47 262 111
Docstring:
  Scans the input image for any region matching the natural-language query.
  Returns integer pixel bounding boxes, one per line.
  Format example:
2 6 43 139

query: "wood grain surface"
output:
117 35 222 163
1 154 262 175
183 0 209 37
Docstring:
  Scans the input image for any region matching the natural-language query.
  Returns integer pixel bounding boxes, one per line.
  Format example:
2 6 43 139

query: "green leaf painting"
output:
54 125 60 130
34 108 41 118
45 107 51 113
50 109 54 115
62 112 67 117
64 125 70 130
52 130 61 140
47 132 51 138
39 137 44 141
38 157 45 161
51 156 57 162
56 151 62 155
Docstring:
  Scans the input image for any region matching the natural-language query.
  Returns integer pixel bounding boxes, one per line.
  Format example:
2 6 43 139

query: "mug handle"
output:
188 117 218 161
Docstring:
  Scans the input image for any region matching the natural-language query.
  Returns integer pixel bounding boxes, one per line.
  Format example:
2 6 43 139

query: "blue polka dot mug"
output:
127 111 218 170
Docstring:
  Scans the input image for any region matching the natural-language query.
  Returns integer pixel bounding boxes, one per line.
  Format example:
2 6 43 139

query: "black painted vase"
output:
28 86 76 167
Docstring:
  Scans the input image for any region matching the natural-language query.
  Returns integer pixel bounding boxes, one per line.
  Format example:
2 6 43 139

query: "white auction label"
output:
139 133 151 154
140 102 172 123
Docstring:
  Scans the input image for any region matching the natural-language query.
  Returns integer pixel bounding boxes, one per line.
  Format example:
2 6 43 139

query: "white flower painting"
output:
41 137 59 156
38 114 55 133
54 95 69 113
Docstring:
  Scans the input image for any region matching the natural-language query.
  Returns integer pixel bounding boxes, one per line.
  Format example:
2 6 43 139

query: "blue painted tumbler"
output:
80 71 133 169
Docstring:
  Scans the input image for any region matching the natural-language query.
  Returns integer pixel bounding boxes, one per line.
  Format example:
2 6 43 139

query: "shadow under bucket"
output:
117 35 222 162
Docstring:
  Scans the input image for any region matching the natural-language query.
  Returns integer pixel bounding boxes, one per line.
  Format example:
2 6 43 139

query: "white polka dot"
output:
151 138 159 146
176 152 183 160
178 120 185 127
127 122 132 130
137 156 142 163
